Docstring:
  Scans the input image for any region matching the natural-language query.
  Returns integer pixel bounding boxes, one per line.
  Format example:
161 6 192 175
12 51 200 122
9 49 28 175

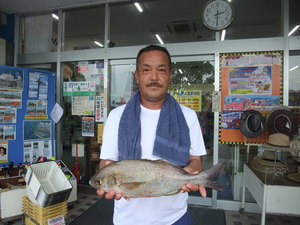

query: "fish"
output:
89 159 224 198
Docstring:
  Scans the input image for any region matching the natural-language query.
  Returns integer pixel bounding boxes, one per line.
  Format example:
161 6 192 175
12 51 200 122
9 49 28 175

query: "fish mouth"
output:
89 180 96 188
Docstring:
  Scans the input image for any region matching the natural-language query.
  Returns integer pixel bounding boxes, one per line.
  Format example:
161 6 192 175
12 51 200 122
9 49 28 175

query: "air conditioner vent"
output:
167 20 197 34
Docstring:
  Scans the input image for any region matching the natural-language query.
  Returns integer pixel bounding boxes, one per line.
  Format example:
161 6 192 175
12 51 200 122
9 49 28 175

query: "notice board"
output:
219 51 283 144
0 65 55 165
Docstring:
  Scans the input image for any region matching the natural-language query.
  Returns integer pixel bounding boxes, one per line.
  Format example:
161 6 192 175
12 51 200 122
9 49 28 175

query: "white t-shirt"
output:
100 104 206 225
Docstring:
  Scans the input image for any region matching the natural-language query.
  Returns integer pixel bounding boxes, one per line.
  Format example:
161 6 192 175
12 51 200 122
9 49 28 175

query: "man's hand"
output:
180 169 207 197
96 159 130 200
180 156 207 197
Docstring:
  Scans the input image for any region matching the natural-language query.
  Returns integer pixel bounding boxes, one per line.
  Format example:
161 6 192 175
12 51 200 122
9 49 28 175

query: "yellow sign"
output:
25 115 48 119
97 123 104 144
173 90 202 111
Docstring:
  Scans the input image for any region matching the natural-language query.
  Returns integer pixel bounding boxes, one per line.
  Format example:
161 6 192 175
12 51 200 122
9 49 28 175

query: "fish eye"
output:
97 179 102 186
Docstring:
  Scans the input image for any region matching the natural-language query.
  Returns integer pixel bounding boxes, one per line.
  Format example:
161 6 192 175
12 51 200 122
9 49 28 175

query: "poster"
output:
0 108 17 123
97 123 103 143
224 95 280 110
221 111 241 129
23 120 52 140
63 81 96 96
23 140 52 162
219 51 283 144
0 125 16 140
0 89 22 108
72 96 95 115
95 96 105 122
228 66 272 95
82 117 94 137
173 90 202 111
28 71 49 100
26 100 47 115
0 141 8 163
0 67 23 90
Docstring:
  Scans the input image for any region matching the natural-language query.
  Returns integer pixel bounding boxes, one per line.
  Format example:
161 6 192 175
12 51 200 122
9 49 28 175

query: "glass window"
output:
289 0 300 36
63 5 105 51
109 0 215 47
20 13 58 54
110 64 136 109
226 0 282 40
289 53 300 106
61 60 104 183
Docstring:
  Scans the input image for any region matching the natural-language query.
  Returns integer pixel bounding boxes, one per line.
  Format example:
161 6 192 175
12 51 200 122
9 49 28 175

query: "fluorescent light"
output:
221 29 226 41
289 25 300 36
179 69 183 74
155 34 164 45
289 65 299 71
94 41 103 47
134 3 143 13
52 13 59 20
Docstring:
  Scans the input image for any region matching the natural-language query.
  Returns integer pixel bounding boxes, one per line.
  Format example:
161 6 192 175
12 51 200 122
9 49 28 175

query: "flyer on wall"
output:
0 67 23 91
0 141 8 163
28 71 49 100
23 140 52 162
82 117 95 137
72 96 95 115
0 89 22 109
0 108 17 123
23 120 52 140
0 125 16 140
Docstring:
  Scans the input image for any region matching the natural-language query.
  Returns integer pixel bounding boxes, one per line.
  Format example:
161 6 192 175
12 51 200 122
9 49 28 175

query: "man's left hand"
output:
181 167 207 197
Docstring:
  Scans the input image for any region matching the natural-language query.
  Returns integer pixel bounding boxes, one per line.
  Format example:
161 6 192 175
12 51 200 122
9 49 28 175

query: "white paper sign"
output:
51 103 64 123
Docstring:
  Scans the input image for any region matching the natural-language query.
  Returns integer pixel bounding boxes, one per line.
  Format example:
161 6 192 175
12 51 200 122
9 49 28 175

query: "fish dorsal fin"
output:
119 182 146 190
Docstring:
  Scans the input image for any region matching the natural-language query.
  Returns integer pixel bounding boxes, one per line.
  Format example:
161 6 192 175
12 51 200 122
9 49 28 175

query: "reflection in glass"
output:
289 55 300 106
110 0 215 47
61 60 104 183
63 6 105 51
20 14 58 54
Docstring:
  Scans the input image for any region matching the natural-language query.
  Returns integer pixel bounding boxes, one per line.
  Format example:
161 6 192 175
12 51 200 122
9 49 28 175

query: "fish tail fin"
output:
196 162 224 191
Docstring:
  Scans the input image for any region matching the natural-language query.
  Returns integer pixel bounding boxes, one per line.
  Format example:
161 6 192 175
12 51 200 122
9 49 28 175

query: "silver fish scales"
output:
89 159 223 198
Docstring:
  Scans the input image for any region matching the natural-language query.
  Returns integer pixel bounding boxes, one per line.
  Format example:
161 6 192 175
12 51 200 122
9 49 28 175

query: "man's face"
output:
135 50 171 104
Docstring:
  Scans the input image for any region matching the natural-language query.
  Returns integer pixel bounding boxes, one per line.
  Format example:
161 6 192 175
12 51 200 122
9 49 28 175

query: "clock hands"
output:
214 10 225 26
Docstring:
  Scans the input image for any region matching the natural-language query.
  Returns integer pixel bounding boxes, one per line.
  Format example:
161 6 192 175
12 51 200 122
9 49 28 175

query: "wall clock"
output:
202 0 234 30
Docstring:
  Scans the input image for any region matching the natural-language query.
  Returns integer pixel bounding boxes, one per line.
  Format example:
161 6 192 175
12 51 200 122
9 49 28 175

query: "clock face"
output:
202 0 234 30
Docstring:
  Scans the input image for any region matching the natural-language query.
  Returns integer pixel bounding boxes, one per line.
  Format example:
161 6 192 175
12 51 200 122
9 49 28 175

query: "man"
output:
97 45 207 225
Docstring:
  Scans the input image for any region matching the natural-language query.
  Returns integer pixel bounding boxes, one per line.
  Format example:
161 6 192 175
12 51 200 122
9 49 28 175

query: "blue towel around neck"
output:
118 91 191 166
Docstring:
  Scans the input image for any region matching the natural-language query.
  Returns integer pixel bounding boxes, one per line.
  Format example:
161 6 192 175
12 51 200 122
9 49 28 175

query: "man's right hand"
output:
97 189 124 200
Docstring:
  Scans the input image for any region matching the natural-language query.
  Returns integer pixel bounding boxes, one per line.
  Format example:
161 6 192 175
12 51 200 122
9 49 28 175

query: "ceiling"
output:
1 0 299 51
0 0 117 14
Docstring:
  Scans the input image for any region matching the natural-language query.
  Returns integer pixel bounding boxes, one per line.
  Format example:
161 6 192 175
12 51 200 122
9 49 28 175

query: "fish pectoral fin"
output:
119 182 146 190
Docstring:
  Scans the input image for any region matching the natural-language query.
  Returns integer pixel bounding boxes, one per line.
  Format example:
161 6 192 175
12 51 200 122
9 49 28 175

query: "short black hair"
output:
136 45 171 69
0 147 6 154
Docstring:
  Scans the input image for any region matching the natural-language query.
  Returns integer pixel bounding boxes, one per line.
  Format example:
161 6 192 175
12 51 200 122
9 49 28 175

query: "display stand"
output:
241 163 300 225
